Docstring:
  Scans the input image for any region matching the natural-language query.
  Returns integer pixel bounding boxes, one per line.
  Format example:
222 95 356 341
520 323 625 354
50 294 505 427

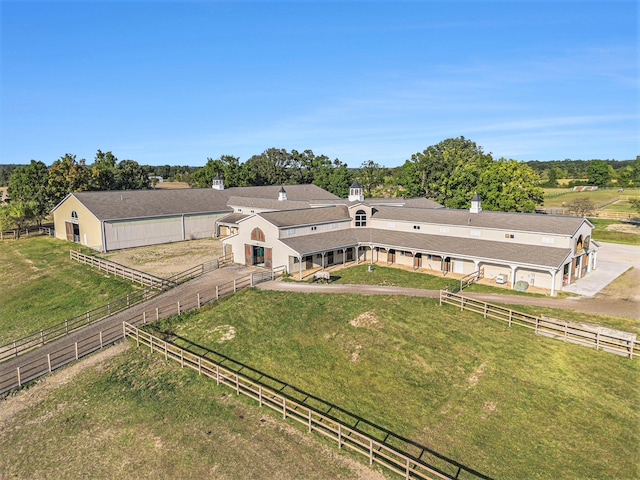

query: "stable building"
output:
51 182 338 252
221 183 597 296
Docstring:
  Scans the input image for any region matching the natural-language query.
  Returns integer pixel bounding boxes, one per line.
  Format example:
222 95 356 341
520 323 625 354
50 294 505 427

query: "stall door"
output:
264 247 272 269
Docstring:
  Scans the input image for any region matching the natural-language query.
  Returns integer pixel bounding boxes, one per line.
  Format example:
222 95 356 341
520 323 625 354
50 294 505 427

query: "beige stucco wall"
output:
52 195 103 250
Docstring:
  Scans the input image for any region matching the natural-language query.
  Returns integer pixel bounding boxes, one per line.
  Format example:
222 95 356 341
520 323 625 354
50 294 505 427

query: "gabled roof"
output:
371 206 588 236
226 196 310 211
279 228 572 269
309 197 443 208
258 205 351 228
52 184 339 221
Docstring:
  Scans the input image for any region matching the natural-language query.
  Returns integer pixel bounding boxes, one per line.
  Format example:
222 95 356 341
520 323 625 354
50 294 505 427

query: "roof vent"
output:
470 193 482 214
212 173 224 190
278 186 287 201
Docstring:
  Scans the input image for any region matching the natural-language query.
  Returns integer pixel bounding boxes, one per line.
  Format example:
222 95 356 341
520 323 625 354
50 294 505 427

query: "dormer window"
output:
355 209 367 227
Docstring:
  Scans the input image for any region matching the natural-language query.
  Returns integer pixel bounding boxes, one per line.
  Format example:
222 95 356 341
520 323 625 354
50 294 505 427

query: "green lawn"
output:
589 218 640 245
543 188 640 208
331 263 459 290
148 289 640 480
0 344 365 479
0 236 140 344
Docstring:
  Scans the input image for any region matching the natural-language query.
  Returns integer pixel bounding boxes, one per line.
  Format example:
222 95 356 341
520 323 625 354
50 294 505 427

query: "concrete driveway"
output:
562 242 639 297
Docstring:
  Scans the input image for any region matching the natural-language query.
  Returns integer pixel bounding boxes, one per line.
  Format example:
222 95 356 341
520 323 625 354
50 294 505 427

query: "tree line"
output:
2 138 639 233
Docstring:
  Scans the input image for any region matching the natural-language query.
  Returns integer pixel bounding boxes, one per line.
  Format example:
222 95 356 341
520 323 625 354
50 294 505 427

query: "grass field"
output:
146 289 639 480
0 236 140 344
543 188 640 208
0 344 375 480
589 218 640 246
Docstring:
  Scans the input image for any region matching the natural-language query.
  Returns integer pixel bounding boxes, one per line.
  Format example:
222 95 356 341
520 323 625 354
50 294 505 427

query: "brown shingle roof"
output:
279 228 571 269
259 206 351 227
371 206 587 236
226 196 310 211
60 184 338 221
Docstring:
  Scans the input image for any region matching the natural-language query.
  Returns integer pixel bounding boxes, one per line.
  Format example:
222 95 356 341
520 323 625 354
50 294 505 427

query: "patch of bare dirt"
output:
604 224 640 235
0 342 129 427
467 363 486 387
101 239 223 278
349 311 379 328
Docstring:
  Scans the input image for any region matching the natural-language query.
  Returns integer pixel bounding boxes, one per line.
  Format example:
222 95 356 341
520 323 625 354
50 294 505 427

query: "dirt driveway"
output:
100 238 223 278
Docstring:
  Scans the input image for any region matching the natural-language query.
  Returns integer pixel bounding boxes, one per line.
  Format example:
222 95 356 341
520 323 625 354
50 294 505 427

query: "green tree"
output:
358 160 385 197
7 160 49 219
567 198 595 216
47 154 91 207
244 148 296 186
587 160 612 187
191 155 245 188
0 201 37 237
91 150 118 190
114 160 150 190
476 159 544 212
632 156 640 187
401 137 493 204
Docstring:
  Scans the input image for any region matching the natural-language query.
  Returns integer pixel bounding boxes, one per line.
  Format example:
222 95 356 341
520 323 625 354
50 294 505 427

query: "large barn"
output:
52 179 598 296
221 182 597 296
51 182 338 252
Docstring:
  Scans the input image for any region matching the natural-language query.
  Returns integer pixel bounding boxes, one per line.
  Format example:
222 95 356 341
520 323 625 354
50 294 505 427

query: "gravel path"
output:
256 281 640 320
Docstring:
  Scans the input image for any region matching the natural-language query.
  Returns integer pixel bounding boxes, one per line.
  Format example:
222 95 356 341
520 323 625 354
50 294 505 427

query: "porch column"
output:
473 259 480 271
299 256 303 280
321 252 326 270
370 245 374 265
412 251 417 270
342 248 346 267
356 247 360 265
550 269 557 297
510 265 517 289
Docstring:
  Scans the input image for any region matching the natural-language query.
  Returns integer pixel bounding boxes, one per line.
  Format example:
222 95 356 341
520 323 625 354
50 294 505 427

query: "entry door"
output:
414 254 421 269
244 244 253 266
388 250 395 263
264 247 272 269
327 251 334 265
65 222 74 241
443 257 451 273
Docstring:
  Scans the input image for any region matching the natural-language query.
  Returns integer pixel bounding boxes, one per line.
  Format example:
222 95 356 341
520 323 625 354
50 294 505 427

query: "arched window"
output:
71 210 78 219
583 236 590 250
251 227 265 242
575 235 583 254
355 210 367 227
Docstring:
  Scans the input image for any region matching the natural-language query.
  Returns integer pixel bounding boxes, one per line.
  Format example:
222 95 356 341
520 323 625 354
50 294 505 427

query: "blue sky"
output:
1 1 637 167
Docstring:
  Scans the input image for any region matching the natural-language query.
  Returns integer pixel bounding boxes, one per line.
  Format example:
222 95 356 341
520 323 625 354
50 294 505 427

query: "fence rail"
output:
0 272 258 395
70 250 172 289
0 289 157 363
0 225 53 240
123 323 490 480
439 291 638 358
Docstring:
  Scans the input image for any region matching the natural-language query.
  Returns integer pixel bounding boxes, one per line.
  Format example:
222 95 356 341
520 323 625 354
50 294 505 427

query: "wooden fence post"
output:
233 279 237 292
75 342 78 360
215 365 220 385
198 357 201 375
156 307 159 321
259 385 263 407
369 439 373 465
197 293 201 308
338 424 342 449
17 366 21 387
41 330 44 345
99 331 103 349
47 354 52 373
236 374 240 395
215 286 219 300
282 397 286 419
177 301 181 315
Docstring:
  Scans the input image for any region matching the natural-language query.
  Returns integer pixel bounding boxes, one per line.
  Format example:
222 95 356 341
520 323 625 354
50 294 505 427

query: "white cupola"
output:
212 173 224 190
470 193 482 213
348 179 364 202
278 186 287 201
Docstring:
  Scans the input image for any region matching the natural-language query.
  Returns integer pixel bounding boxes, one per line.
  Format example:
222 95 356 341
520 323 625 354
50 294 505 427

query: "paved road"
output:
0 265 258 394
